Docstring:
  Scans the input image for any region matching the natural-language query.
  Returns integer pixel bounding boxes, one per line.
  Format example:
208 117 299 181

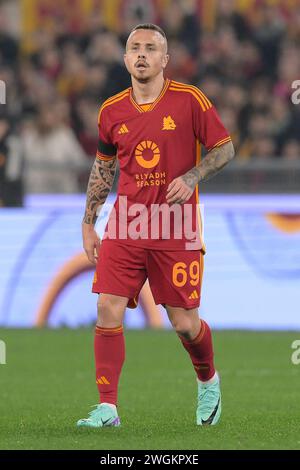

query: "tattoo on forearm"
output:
183 141 235 188
83 158 116 225
181 168 200 190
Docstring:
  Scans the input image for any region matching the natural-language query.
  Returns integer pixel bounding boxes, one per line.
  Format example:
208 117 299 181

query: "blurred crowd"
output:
0 0 300 204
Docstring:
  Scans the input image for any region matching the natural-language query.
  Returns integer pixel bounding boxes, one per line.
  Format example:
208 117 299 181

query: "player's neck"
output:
131 74 165 104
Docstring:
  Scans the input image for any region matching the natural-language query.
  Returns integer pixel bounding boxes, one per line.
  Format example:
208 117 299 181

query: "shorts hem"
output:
154 298 200 309
92 288 133 299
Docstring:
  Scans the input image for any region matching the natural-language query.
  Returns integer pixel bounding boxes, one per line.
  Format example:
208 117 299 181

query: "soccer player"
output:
77 23 234 428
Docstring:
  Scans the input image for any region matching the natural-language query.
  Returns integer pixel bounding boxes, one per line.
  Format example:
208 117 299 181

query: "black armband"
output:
97 138 117 157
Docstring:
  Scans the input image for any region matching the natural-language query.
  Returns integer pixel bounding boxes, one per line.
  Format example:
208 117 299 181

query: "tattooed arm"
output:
82 157 116 264
166 141 235 204
83 157 116 224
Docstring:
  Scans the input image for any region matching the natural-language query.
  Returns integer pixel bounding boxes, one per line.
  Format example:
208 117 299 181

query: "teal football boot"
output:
196 373 221 425
77 403 120 428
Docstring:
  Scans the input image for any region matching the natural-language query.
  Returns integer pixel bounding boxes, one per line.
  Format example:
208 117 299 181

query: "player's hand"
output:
166 176 195 205
82 222 101 265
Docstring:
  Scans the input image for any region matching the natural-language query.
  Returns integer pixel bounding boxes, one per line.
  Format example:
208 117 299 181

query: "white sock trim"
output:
100 402 117 411
197 371 218 385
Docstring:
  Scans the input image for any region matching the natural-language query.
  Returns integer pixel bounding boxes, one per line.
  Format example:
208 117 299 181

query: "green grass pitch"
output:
0 328 299 450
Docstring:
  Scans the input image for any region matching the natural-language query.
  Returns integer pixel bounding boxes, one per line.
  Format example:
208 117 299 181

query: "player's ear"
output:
123 53 129 70
162 54 169 69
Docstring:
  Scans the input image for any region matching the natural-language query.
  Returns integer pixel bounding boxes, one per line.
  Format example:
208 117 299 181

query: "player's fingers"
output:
166 179 178 193
166 184 182 202
177 193 190 204
168 177 189 192
94 247 98 260
176 189 191 204
166 184 180 197
167 187 186 204
167 195 182 204
85 247 97 265
166 192 181 203
180 190 193 204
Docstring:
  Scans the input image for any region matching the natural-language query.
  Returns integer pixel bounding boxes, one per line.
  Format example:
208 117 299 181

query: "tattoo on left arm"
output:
182 141 235 190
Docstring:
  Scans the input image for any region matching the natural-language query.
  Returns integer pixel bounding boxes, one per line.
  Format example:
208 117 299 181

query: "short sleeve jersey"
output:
97 79 231 251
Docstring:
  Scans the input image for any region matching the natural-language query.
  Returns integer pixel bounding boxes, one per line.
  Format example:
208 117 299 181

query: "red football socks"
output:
94 325 125 405
178 319 215 382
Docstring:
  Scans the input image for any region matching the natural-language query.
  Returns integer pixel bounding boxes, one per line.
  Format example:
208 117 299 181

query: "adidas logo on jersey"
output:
188 290 199 300
118 124 129 134
162 115 176 130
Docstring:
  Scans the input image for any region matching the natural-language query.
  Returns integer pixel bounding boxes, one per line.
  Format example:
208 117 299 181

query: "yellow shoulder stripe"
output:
98 91 129 126
169 86 207 112
171 81 212 109
170 81 212 111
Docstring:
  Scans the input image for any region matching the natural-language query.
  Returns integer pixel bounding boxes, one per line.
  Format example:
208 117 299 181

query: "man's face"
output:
124 29 169 83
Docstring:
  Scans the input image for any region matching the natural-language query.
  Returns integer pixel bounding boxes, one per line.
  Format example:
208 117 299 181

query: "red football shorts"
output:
92 240 204 309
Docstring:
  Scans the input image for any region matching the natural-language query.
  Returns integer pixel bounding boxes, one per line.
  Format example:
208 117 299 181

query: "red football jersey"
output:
96 78 231 251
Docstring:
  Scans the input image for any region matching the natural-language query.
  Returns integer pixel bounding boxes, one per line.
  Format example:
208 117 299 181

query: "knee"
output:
168 308 201 341
97 294 125 327
170 316 195 340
